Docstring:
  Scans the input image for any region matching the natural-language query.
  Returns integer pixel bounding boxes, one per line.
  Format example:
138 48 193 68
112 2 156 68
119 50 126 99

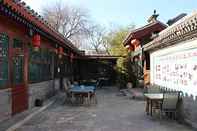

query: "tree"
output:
102 36 111 55
105 26 134 69
87 25 111 54
42 1 112 52
42 1 92 48
104 25 140 88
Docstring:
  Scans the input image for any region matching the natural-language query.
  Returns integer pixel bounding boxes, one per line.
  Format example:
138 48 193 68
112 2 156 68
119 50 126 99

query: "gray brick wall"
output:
54 79 60 92
182 96 197 128
0 89 11 123
0 79 62 123
28 80 55 108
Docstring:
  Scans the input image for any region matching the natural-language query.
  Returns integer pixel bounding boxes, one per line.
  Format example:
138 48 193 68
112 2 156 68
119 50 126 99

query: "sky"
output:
23 0 197 29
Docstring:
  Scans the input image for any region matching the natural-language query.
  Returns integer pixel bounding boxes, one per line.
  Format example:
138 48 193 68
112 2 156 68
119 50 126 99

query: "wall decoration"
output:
150 39 197 97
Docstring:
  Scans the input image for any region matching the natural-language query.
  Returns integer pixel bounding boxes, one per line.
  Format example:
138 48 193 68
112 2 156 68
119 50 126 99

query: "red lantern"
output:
58 47 63 59
131 39 140 45
125 45 134 52
32 34 41 51
131 39 140 50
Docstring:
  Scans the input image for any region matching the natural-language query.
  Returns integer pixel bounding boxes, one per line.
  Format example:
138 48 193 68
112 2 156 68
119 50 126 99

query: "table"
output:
69 85 96 105
144 93 163 116
69 85 95 93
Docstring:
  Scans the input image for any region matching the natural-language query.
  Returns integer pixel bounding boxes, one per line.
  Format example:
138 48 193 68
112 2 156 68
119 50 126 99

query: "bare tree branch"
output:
42 1 91 48
88 25 111 54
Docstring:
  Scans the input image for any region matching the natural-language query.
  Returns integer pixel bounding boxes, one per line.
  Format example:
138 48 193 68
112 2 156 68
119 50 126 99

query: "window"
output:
13 39 23 48
0 33 9 88
13 39 24 84
54 56 72 78
13 56 24 84
145 52 150 70
28 44 53 83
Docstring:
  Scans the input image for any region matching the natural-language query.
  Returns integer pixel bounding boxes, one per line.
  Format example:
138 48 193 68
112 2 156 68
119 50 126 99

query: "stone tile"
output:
16 87 194 131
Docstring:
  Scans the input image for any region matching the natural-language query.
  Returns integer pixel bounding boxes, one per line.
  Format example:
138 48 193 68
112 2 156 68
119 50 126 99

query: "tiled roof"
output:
78 55 124 60
144 11 197 51
0 0 81 54
123 21 167 46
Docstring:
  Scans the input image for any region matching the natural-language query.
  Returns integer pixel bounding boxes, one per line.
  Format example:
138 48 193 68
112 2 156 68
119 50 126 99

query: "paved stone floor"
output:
16 87 194 131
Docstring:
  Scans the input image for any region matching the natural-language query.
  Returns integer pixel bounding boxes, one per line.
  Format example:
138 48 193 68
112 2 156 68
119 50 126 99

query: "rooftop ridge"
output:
144 11 197 51
123 20 166 45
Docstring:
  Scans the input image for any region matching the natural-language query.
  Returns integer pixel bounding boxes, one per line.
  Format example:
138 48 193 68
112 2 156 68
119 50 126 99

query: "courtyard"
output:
1 1 197 130
12 87 193 131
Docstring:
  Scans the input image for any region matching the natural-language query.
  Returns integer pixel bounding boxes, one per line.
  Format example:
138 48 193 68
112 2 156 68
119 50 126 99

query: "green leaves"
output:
105 26 134 69
104 25 137 88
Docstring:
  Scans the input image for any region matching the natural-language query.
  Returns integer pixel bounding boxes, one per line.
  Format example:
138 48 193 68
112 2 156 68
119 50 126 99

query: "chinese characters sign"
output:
150 40 197 97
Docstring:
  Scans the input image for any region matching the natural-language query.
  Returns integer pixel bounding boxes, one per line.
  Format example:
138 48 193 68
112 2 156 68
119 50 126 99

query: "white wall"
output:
150 39 197 98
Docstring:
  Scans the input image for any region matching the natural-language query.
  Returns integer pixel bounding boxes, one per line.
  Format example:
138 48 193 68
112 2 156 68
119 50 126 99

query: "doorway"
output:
11 39 28 115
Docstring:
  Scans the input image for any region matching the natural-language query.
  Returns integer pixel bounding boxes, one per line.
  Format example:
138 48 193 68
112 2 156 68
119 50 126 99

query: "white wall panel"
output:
150 39 197 97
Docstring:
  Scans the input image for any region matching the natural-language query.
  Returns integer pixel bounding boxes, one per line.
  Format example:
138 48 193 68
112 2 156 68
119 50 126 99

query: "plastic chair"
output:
63 80 72 104
160 92 179 119
147 86 161 94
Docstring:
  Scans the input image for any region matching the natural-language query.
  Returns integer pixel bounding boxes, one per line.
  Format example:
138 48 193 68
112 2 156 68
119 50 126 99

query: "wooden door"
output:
11 39 28 115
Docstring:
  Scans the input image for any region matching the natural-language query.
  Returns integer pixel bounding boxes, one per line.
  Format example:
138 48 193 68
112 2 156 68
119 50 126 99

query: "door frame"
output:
10 39 29 115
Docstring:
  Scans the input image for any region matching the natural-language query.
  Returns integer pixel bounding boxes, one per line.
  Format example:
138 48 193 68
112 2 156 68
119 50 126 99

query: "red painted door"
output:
11 40 28 115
